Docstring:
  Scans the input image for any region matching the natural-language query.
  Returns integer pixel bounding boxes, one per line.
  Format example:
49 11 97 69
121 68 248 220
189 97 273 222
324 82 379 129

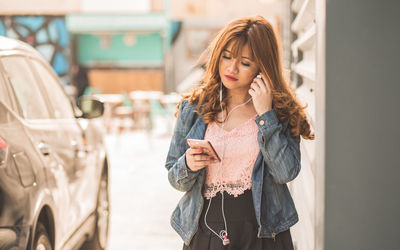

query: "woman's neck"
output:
226 91 252 107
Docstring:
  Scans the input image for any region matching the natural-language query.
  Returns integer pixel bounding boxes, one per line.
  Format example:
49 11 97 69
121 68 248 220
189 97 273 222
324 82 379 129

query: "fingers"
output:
260 72 272 89
249 72 274 115
252 74 268 93
248 87 255 97
250 80 265 97
250 72 274 97
186 147 216 171
186 147 203 156
193 153 214 161
251 79 262 92
259 72 273 95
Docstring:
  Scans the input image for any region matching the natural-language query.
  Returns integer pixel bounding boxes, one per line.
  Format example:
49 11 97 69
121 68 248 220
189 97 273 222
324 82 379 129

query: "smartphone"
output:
186 139 221 162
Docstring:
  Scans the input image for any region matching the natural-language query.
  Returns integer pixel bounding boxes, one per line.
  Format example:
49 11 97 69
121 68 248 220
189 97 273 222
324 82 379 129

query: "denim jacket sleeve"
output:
255 109 301 184
165 100 202 192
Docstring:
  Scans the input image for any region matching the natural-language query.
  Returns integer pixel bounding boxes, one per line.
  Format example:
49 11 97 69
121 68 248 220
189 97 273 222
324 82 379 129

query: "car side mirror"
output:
77 96 104 119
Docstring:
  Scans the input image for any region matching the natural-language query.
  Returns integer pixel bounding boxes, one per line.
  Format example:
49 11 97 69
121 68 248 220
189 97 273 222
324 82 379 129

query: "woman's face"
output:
218 42 259 94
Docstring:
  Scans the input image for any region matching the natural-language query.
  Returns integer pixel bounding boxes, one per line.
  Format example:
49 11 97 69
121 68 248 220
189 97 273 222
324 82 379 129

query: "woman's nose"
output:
227 59 239 73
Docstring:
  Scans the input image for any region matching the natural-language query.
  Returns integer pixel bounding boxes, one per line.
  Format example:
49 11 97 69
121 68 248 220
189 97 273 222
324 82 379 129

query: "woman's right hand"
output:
185 147 215 171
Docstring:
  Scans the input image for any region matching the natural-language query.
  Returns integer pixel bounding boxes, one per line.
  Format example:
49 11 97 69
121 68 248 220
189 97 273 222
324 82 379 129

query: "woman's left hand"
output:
249 72 273 115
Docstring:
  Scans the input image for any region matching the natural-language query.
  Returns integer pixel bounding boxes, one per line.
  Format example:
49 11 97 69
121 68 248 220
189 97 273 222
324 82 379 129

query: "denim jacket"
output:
165 99 301 245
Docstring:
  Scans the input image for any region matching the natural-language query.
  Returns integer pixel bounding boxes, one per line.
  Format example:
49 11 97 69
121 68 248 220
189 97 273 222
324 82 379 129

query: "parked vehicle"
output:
0 36 110 250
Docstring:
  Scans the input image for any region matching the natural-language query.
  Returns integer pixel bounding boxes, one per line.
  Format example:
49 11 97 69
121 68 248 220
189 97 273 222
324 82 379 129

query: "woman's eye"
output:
241 62 250 66
222 55 231 60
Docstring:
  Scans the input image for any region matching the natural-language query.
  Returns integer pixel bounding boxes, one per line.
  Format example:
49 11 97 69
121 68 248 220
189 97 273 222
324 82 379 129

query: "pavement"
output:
104 123 183 250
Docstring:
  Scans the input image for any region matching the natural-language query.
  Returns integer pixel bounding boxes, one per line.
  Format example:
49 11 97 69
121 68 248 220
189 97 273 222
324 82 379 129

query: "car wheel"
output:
81 172 110 250
33 222 52 250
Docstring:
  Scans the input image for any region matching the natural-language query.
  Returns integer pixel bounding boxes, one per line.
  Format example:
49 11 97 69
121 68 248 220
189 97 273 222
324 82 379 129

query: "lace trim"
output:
204 178 253 199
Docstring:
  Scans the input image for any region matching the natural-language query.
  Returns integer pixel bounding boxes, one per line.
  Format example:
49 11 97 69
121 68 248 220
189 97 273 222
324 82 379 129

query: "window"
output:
0 71 12 108
1 56 50 119
30 59 74 119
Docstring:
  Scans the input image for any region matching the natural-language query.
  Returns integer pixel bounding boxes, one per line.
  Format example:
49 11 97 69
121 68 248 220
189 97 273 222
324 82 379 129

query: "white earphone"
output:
203 82 252 246
219 82 223 104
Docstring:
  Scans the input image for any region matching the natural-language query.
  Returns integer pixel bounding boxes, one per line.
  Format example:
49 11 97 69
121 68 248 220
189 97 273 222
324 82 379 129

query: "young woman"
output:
165 16 314 250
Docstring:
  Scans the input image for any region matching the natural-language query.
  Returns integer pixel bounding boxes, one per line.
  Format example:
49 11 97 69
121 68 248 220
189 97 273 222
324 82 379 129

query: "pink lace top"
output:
203 116 260 199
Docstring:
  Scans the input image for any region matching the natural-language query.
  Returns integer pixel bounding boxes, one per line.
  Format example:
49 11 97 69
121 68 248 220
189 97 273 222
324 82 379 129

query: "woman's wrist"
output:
256 107 272 116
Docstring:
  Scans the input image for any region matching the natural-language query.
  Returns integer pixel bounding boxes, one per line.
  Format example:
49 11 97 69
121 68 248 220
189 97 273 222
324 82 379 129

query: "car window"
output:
1 56 51 119
0 71 12 108
29 59 75 119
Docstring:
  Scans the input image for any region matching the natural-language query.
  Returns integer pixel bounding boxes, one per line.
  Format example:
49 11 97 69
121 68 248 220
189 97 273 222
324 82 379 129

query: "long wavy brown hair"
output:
177 16 314 140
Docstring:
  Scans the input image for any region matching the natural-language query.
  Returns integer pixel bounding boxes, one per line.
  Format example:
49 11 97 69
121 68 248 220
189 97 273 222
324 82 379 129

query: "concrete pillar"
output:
323 1 400 249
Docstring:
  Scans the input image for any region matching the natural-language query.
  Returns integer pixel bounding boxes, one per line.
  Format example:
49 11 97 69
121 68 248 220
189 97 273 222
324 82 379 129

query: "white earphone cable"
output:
203 84 252 245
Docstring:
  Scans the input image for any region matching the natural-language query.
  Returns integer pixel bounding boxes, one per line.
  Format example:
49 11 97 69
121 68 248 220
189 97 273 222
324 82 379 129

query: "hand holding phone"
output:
186 139 221 162
185 139 220 171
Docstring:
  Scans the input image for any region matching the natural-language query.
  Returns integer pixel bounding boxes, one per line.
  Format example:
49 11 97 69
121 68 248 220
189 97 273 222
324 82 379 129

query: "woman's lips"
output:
225 75 238 81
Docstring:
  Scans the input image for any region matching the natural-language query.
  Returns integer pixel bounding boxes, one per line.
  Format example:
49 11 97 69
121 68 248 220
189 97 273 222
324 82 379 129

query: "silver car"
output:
0 36 110 250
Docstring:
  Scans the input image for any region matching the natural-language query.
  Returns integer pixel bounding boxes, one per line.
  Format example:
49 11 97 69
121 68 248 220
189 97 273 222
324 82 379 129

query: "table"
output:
93 94 124 132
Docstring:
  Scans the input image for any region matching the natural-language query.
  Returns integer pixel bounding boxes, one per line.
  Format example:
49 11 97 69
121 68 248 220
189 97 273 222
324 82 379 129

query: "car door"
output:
0 55 81 247
0 60 39 223
27 58 99 238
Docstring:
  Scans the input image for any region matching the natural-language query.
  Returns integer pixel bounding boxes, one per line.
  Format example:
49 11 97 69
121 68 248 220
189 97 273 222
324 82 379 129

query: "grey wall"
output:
325 1 400 249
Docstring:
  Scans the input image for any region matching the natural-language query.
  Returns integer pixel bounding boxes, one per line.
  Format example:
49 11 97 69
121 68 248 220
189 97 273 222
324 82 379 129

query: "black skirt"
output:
183 190 294 250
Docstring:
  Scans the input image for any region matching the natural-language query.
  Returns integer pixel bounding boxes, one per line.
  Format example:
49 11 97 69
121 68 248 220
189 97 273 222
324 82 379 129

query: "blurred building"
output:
0 16 71 84
0 0 80 85
0 0 283 93
67 13 172 93
0 0 173 93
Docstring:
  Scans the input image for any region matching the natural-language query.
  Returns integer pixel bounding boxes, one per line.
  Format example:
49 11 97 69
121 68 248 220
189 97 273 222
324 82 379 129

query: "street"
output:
105 130 183 250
